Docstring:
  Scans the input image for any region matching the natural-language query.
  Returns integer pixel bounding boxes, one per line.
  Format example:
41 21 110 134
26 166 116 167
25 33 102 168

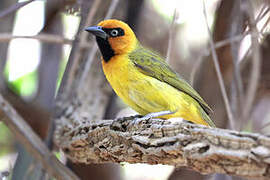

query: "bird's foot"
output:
131 110 176 126
167 117 192 124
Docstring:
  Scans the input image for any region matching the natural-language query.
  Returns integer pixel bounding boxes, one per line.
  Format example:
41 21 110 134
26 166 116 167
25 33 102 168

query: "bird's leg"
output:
143 110 175 119
132 110 176 125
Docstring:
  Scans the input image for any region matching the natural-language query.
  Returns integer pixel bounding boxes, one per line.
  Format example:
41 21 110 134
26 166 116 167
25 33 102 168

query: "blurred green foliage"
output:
0 51 68 159
0 64 38 158
4 58 37 97
0 122 14 157
6 71 37 97
56 55 68 91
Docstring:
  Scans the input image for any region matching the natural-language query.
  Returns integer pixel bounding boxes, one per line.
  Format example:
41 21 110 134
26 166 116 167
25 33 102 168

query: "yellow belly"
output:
102 55 208 126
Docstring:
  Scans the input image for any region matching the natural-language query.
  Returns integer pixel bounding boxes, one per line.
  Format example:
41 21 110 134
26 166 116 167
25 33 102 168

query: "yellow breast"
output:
102 55 208 126
102 55 131 97
102 55 146 113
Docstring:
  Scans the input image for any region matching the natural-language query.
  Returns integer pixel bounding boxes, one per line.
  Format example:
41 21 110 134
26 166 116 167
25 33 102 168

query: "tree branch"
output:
203 0 236 129
54 111 270 180
0 33 76 45
166 8 178 64
0 93 79 180
0 0 35 19
241 1 261 123
78 0 119 90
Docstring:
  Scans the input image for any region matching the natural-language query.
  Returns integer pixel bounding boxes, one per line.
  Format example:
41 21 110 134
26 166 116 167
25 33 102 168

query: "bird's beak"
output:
85 26 107 39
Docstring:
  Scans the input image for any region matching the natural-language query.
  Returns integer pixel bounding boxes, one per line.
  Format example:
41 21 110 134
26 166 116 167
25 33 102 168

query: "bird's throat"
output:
96 37 115 62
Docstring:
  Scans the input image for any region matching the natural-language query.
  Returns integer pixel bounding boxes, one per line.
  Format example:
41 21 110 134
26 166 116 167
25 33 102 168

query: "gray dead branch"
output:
54 108 270 180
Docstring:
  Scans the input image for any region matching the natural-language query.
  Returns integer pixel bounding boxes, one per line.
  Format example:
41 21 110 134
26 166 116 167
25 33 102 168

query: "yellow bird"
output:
85 19 215 127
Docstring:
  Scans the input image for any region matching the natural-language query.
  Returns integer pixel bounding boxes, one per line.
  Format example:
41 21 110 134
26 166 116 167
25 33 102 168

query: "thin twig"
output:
104 0 119 19
255 5 270 24
204 33 251 56
80 0 102 50
78 44 98 89
0 33 76 45
233 3 269 64
241 1 261 122
260 120 270 131
0 0 35 19
166 9 178 64
74 0 102 92
78 0 119 90
226 4 269 67
209 4 269 56
260 12 270 34
203 0 236 130
0 94 79 180
244 4 270 33
205 6 269 68
191 31 252 85
255 4 267 21
190 55 204 86
191 32 252 85
229 1 245 131
63 0 101 96
239 5 270 65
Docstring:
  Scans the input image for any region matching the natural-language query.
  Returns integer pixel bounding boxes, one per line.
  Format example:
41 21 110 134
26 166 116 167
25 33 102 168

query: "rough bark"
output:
54 113 270 180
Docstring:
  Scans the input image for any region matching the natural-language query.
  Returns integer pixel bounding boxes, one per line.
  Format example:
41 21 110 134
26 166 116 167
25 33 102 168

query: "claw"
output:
130 110 176 126
132 116 150 125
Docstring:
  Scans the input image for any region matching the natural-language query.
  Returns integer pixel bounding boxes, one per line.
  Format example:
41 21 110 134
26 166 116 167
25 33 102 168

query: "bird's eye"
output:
110 29 119 37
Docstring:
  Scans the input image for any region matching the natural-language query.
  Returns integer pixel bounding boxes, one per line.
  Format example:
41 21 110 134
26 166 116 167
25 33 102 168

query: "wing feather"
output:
129 47 213 114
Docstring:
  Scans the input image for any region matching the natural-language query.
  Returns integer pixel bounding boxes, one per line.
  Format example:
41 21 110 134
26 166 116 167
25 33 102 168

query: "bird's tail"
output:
202 111 216 127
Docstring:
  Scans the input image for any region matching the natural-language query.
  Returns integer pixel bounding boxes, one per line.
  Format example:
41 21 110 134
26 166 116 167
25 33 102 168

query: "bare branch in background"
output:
191 33 249 86
254 33 270 132
78 0 119 90
190 55 204 86
191 32 250 86
166 9 178 64
38 0 65 148
242 1 261 123
238 3 270 65
55 114 270 180
75 0 102 91
238 4 270 67
206 33 248 55
56 0 94 103
71 0 120 91
57 0 117 103
104 0 119 20
229 1 246 131
261 14 270 34
0 33 75 45
256 4 270 24
0 94 79 180
203 0 236 130
0 0 35 19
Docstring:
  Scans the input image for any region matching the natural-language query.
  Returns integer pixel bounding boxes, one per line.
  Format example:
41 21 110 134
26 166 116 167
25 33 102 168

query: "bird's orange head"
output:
85 19 137 62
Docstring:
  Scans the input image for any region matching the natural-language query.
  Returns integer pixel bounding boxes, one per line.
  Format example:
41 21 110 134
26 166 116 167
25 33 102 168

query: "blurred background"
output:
0 0 270 179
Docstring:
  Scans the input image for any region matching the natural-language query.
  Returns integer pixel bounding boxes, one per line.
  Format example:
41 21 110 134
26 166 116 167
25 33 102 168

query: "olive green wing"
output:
129 47 213 115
